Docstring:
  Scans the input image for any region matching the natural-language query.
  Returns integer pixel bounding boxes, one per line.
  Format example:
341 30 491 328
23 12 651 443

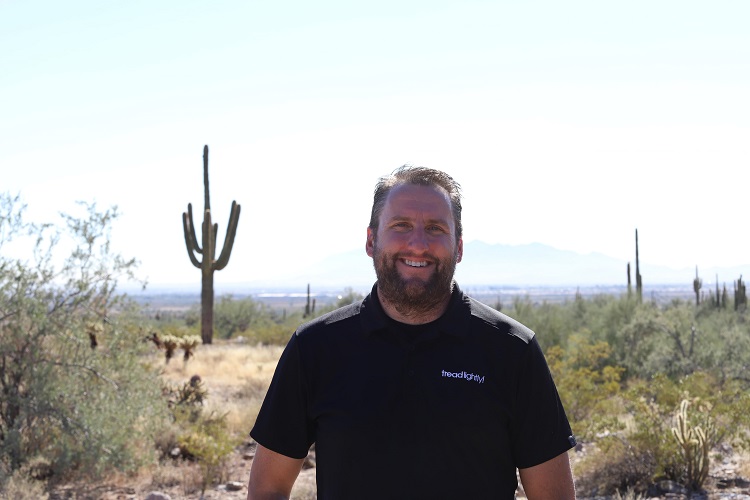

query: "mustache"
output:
391 251 439 262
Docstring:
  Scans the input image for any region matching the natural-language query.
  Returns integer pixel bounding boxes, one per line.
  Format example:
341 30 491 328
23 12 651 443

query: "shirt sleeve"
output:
250 332 314 459
510 336 576 469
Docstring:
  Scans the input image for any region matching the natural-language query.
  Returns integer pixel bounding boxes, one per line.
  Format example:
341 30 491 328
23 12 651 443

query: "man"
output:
248 167 577 499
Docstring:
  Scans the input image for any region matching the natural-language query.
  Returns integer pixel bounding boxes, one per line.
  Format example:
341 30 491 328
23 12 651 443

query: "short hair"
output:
369 165 463 241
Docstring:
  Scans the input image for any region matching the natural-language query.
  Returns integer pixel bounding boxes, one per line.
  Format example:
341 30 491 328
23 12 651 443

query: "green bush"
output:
212 294 266 339
546 331 624 441
164 376 239 495
0 194 168 482
203 294 296 342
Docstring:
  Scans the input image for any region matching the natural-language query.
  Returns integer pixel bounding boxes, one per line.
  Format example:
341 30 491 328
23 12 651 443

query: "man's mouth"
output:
404 259 428 268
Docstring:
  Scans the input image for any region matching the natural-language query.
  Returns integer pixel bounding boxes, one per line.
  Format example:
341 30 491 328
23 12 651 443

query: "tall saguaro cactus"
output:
735 275 747 311
693 266 702 306
635 229 643 303
182 145 241 344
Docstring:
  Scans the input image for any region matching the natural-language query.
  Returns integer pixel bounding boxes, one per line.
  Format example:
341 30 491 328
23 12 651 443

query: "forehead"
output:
382 183 454 222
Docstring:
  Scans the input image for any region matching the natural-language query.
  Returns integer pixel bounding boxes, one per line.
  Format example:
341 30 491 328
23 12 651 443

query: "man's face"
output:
366 183 463 315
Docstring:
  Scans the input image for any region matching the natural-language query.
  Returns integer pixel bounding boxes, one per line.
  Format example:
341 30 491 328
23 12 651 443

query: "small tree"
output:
0 193 167 479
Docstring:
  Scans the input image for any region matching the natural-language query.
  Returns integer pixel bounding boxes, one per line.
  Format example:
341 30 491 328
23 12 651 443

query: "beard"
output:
371 241 458 318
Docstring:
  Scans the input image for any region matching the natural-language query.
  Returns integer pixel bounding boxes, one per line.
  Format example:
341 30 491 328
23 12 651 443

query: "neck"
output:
376 287 452 325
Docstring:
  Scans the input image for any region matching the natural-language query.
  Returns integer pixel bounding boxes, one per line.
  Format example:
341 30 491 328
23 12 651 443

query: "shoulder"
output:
465 295 536 344
295 301 364 338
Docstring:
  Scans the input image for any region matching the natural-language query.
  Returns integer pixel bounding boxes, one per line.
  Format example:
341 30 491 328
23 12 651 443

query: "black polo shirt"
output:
251 283 575 500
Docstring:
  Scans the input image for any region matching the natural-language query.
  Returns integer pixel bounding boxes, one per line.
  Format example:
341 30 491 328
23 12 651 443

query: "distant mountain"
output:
213 241 750 293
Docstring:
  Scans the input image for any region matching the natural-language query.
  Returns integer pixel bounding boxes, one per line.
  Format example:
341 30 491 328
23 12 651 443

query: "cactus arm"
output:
215 201 241 270
184 203 203 254
182 207 202 269
203 145 211 210
212 222 219 259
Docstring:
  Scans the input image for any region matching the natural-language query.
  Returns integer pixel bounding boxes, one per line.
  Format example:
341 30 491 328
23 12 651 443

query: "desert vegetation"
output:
1 192 749 498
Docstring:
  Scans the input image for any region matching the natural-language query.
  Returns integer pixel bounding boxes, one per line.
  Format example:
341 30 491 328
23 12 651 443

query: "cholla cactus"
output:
671 399 715 491
160 334 181 363
180 335 202 362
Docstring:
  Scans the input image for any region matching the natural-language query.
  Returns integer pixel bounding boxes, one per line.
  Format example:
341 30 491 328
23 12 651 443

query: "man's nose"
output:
407 228 429 251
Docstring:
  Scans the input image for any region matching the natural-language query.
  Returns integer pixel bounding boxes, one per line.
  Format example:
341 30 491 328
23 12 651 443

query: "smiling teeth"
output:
405 260 427 267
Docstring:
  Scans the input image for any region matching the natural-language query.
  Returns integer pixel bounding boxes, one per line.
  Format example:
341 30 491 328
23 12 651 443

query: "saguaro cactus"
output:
693 266 702 306
626 262 632 296
635 229 643 303
182 145 241 344
715 275 721 309
735 275 747 311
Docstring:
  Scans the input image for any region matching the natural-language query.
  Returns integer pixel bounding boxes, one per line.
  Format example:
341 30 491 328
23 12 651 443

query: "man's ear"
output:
365 227 375 257
456 238 463 263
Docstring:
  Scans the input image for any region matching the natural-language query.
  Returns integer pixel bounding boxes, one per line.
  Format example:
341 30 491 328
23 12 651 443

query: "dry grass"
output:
738 450 750 478
154 340 284 435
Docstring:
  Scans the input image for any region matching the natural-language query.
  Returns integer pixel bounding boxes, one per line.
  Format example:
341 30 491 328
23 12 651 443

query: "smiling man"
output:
247 166 577 500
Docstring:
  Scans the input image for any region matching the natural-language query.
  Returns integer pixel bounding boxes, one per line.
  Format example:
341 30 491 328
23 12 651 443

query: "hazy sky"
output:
3 1 749 288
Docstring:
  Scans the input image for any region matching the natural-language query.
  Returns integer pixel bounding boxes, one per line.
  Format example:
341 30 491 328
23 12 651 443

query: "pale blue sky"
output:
3 1 749 287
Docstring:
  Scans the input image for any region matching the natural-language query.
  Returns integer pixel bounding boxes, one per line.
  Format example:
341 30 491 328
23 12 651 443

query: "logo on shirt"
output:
441 369 485 384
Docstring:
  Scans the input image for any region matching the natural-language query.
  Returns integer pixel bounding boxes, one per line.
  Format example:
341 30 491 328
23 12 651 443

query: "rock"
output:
144 492 171 500
653 479 688 496
243 452 255 460
226 481 245 491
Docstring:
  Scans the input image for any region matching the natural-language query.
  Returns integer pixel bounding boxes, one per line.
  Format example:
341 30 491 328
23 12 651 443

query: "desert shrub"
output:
574 436 656 497
314 287 365 316
0 194 168 480
546 331 624 441
693 311 750 384
504 293 643 354
212 294 267 339
613 298 750 382
178 411 238 495
164 376 239 495
247 321 294 345
0 461 50 500
506 296 567 349
204 294 302 344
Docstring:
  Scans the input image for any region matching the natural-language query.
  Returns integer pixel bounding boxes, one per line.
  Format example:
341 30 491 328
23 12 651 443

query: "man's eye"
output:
427 225 446 233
